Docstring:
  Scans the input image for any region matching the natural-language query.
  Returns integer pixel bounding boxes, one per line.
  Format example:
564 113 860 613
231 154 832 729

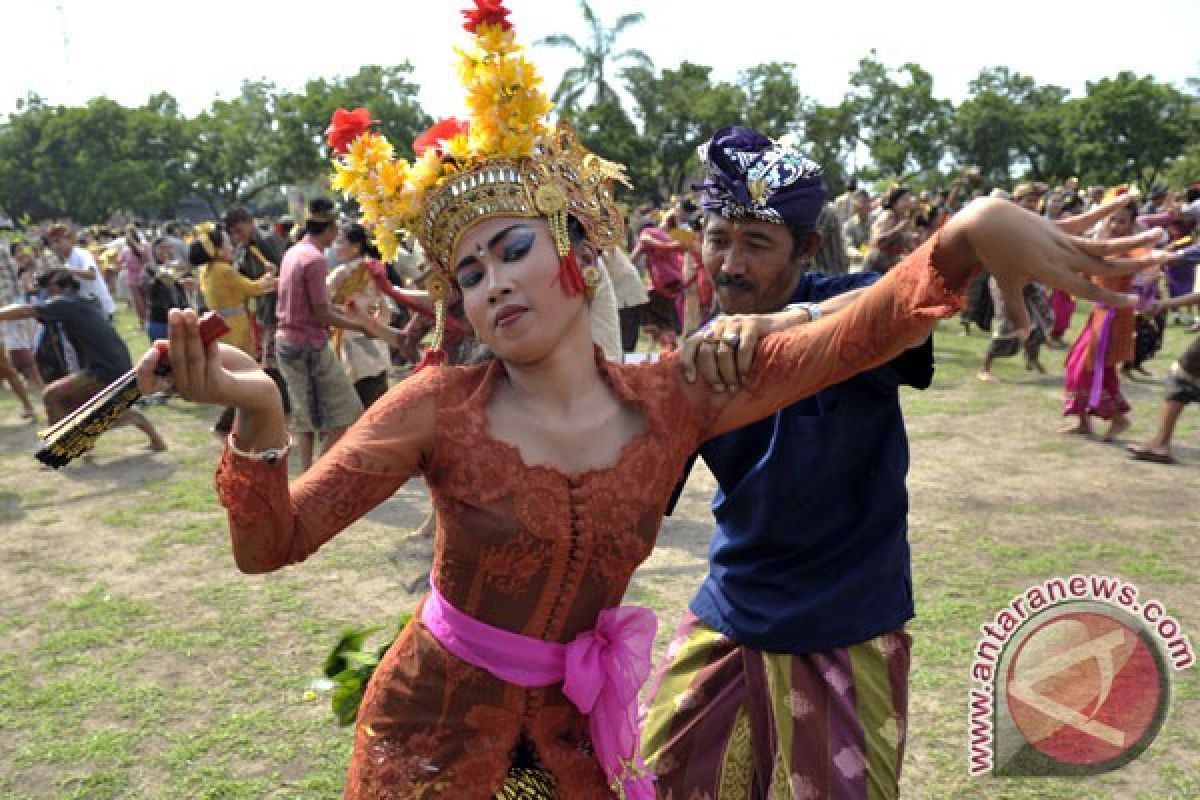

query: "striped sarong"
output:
641 612 910 799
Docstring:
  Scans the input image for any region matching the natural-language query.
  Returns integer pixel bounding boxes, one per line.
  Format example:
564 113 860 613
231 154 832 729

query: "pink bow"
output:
422 587 657 798
563 607 657 799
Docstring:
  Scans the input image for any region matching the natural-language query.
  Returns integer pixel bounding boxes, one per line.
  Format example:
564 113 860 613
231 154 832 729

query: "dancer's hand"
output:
135 308 276 410
342 300 396 345
949 198 1172 337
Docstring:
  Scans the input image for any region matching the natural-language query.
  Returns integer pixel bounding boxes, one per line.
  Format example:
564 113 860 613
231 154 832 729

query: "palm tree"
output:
536 0 653 111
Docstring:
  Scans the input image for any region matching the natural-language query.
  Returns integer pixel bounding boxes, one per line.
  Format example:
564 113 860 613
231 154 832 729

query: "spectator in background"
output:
144 238 192 342
224 207 285 367
274 198 368 470
0 240 36 420
192 225 280 437
842 188 872 260
865 186 917 273
46 223 116 320
7 249 43 389
119 223 151 327
1140 185 1169 217
831 177 859 224
327 223 393 409
812 203 849 275
163 222 190 263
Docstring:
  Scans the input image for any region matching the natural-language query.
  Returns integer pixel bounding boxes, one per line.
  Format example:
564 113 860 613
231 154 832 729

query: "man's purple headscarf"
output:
697 126 826 229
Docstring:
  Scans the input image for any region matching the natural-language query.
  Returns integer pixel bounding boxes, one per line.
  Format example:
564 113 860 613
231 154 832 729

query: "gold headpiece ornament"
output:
326 0 629 366
194 221 217 260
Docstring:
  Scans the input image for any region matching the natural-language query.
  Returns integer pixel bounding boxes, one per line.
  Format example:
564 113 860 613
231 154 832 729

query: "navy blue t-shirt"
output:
683 271 934 654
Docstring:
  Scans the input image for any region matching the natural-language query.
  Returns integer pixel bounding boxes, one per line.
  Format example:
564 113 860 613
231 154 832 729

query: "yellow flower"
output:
330 159 361 195
476 24 518 56
409 149 444 192
375 227 399 263
348 132 393 169
444 134 472 163
378 159 410 196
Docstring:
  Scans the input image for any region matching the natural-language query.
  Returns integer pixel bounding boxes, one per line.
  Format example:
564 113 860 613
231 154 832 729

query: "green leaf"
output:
319 613 413 726
322 626 383 679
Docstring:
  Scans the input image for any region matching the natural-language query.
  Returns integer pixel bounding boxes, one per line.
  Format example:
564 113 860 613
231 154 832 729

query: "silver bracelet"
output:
227 432 293 465
784 302 822 322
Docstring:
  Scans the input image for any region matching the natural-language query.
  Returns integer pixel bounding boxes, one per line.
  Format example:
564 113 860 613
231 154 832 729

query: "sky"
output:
4 0 1198 123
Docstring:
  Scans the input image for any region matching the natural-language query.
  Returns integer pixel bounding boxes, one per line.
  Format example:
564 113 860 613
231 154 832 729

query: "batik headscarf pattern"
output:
697 126 827 229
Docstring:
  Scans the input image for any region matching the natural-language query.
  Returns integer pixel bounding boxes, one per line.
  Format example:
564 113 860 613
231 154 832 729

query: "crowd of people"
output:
0 2 1196 796
4 171 1197 468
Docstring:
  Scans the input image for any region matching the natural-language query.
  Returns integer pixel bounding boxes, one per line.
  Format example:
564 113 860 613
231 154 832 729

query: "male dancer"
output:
643 127 933 799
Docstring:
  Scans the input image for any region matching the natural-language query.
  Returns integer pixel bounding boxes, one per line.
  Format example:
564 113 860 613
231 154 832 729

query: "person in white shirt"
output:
46 223 116 319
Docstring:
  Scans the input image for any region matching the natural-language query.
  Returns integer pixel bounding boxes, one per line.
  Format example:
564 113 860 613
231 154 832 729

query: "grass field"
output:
0 305 1196 799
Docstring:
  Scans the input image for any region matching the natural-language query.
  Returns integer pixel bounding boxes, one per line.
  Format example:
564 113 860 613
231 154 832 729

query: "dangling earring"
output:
414 274 450 371
534 184 585 298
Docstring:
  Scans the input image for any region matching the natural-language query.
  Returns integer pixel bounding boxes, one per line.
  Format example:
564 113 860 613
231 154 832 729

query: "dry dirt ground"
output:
0 314 1196 799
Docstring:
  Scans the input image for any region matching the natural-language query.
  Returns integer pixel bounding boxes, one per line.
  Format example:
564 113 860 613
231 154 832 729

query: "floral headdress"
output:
326 0 629 365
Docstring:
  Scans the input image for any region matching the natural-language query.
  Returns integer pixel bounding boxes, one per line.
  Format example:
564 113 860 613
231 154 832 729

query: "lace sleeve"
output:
671 232 969 444
214 367 442 573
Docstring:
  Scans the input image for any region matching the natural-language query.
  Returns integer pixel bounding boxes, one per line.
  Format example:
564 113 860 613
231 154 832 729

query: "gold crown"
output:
325 1 628 363
419 124 627 272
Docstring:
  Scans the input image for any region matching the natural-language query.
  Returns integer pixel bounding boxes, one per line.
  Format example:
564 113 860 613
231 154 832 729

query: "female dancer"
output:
190 225 278 435
864 187 916 274
1061 199 1148 440
133 4 1164 797
328 223 394 409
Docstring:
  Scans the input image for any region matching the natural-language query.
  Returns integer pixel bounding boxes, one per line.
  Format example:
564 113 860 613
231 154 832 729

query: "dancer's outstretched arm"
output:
135 309 433 573
669 197 1170 442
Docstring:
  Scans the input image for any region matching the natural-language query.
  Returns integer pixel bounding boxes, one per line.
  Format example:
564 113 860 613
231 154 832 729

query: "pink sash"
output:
421 586 657 799
1089 307 1116 408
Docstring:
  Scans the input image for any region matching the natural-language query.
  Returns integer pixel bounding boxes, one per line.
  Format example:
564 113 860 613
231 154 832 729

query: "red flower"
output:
462 0 512 33
325 107 377 154
413 118 470 158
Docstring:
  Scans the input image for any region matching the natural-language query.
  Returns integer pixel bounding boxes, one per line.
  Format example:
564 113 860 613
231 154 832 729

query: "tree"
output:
845 51 952 180
271 64 430 187
185 81 279 215
565 98 655 198
1164 143 1200 188
949 67 1033 184
800 101 859 195
624 62 747 196
738 62 807 137
1065 72 1198 187
1016 85 1074 182
0 93 190 221
537 0 652 112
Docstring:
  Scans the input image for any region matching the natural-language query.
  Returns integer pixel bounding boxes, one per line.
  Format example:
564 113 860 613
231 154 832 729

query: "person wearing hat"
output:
641 126 935 799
